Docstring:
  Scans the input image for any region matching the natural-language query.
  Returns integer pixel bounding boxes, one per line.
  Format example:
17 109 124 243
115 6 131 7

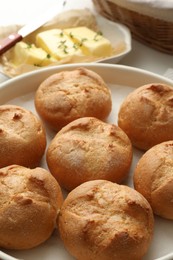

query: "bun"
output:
35 67 112 130
0 165 63 249
134 140 173 220
58 180 154 260
46 117 132 191
0 104 46 168
118 83 173 150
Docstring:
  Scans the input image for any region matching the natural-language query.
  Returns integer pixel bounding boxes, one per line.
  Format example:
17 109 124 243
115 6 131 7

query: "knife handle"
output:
0 33 23 55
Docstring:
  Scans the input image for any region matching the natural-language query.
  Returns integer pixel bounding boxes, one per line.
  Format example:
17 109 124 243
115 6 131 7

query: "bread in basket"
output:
92 0 173 54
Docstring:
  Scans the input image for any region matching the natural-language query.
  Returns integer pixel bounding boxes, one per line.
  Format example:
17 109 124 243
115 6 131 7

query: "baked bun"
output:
58 180 154 260
0 165 63 250
118 83 173 150
0 104 46 168
46 117 132 191
35 67 112 130
134 140 173 220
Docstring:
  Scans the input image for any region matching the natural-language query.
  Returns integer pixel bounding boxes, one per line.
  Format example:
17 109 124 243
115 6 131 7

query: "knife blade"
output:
0 1 65 55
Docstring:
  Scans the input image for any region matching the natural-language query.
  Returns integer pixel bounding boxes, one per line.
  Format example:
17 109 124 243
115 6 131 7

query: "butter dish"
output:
0 9 131 77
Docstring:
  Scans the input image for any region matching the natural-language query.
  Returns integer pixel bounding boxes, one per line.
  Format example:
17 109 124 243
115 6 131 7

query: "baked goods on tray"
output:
118 83 173 151
35 67 112 131
0 165 63 249
46 117 132 191
1 66 173 259
0 104 46 168
134 140 173 220
59 180 154 260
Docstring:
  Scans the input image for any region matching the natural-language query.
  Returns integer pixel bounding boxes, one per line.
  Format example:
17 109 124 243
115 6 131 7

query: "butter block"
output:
13 41 56 66
64 27 112 57
36 29 83 60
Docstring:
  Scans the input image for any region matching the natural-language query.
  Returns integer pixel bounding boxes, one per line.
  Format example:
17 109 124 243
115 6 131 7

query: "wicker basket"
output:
92 0 173 54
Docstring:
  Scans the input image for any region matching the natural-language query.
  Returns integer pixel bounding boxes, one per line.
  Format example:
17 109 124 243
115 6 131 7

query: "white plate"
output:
0 63 173 260
0 0 131 80
0 16 131 74
96 15 131 63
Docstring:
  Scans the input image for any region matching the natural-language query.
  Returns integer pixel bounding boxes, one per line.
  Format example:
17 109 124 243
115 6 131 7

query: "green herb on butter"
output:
12 26 112 68
93 31 103 41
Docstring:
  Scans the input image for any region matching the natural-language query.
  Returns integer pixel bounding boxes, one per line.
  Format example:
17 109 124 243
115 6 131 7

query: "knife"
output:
0 1 65 55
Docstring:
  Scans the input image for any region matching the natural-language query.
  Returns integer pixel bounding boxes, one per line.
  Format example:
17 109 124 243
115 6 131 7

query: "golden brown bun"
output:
35 67 112 130
0 104 46 168
46 117 132 191
0 165 63 250
134 140 173 220
58 180 154 260
118 83 173 150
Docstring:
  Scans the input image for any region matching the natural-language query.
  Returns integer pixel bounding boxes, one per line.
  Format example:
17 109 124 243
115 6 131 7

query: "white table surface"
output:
0 0 173 84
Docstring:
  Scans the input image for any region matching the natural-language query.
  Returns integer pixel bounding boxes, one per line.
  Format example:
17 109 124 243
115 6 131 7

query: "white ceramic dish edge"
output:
0 63 173 93
96 15 132 63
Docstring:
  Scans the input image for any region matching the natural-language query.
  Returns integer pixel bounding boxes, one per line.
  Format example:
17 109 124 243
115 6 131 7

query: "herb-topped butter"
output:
36 27 112 60
36 28 83 60
11 26 113 68
64 27 112 57
13 42 56 67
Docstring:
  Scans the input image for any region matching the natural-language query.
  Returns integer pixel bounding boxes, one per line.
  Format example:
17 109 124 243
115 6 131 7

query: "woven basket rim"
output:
92 0 173 54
